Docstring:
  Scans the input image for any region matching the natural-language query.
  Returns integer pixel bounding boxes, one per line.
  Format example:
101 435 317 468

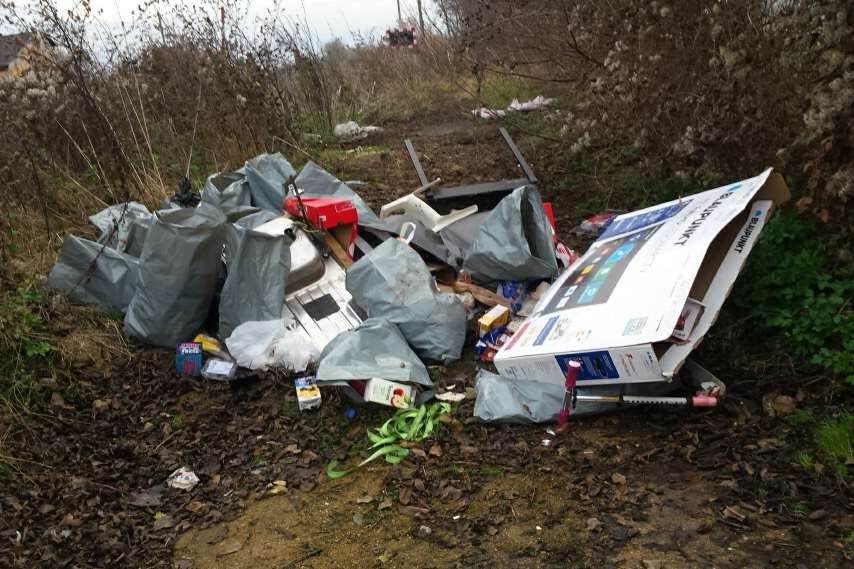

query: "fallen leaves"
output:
586 517 602 532
206 526 229 545
152 514 175 531
265 480 287 497
217 538 244 557
772 395 796 417
128 488 164 508
398 505 430 517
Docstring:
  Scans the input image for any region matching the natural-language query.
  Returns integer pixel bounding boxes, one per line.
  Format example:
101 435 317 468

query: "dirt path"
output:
1 116 852 569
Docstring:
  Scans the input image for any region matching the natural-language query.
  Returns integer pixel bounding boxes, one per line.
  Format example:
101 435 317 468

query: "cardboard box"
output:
364 378 414 409
478 305 510 337
494 169 790 386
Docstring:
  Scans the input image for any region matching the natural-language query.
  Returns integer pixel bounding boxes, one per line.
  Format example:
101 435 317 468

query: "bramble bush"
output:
733 210 853 382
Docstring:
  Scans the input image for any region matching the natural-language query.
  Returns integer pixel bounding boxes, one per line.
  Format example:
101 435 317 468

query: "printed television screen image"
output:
540 224 662 314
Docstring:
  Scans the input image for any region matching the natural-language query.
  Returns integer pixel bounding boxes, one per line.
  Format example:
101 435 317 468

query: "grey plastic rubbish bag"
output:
124 204 227 347
218 213 291 339
346 238 466 363
47 235 139 313
244 153 297 212
316 318 432 386
473 369 564 423
88 201 152 256
201 171 251 210
473 369 678 423
296 161 384 228
463 186 557 283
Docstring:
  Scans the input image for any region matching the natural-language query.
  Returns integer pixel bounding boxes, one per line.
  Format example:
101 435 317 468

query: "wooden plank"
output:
324 233 352 269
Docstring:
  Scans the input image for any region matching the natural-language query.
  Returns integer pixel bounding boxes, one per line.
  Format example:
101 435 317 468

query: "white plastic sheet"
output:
225 319 318 372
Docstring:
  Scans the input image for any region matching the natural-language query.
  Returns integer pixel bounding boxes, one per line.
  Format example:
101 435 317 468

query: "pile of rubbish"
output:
470 95 555 119
48 130 791 424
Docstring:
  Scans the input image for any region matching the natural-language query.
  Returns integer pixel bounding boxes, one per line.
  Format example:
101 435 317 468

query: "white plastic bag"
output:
225 319 318 372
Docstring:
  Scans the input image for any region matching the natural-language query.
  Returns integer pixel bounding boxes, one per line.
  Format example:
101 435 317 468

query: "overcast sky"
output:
49 0 436 44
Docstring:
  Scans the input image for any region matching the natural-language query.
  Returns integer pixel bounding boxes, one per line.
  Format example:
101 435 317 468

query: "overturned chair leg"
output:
380 193 478 232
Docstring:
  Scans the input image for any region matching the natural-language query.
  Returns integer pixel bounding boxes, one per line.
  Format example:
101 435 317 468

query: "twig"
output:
280 545 322 568
23 140 52 239
154 431 177 452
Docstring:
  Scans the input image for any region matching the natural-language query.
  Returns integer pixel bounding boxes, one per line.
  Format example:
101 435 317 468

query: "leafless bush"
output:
0 0 459 242
441 0 852 216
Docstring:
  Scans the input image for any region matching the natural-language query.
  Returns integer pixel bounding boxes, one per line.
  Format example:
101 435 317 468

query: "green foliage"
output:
0 281 54 410
626 175 701 209
0 284 54 361
292 112 332 137
797 451 813 469
473 466 506 477
815 412 853 478
786 409 816 426
733 210 853 381
789 502 809 517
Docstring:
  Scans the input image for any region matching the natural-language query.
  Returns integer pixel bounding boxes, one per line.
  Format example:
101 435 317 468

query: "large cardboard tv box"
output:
494 169 790 386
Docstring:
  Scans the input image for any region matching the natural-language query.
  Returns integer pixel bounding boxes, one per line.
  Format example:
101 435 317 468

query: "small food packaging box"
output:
670 298 705 343
295 376 322 411
477 305 510 337
364 378 414 409
175 342 202 377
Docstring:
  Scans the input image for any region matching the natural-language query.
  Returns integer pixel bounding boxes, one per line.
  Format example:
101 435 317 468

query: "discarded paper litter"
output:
166 467 199 491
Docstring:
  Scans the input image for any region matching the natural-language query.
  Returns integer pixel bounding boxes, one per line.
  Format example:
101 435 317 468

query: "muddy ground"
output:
1 116 852 568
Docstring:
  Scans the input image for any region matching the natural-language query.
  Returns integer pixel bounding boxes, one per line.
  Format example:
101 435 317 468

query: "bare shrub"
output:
441 0 852 217
0 0 460 247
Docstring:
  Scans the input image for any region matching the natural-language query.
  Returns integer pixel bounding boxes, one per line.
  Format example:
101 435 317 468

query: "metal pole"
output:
417 0 425 36
397 0 402 25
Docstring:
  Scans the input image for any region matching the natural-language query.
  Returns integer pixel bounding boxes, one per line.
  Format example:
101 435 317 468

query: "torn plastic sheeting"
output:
296 161 384 229
244 152 297 213
346 237 466 363
463 186 557 284
225 319 318 372
47 235 139 313
88 201 152 256
200 171 252 210
124 204 227 347
218 217 291 340
473 369 678 423
333 120 383 140
316 318 432 387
